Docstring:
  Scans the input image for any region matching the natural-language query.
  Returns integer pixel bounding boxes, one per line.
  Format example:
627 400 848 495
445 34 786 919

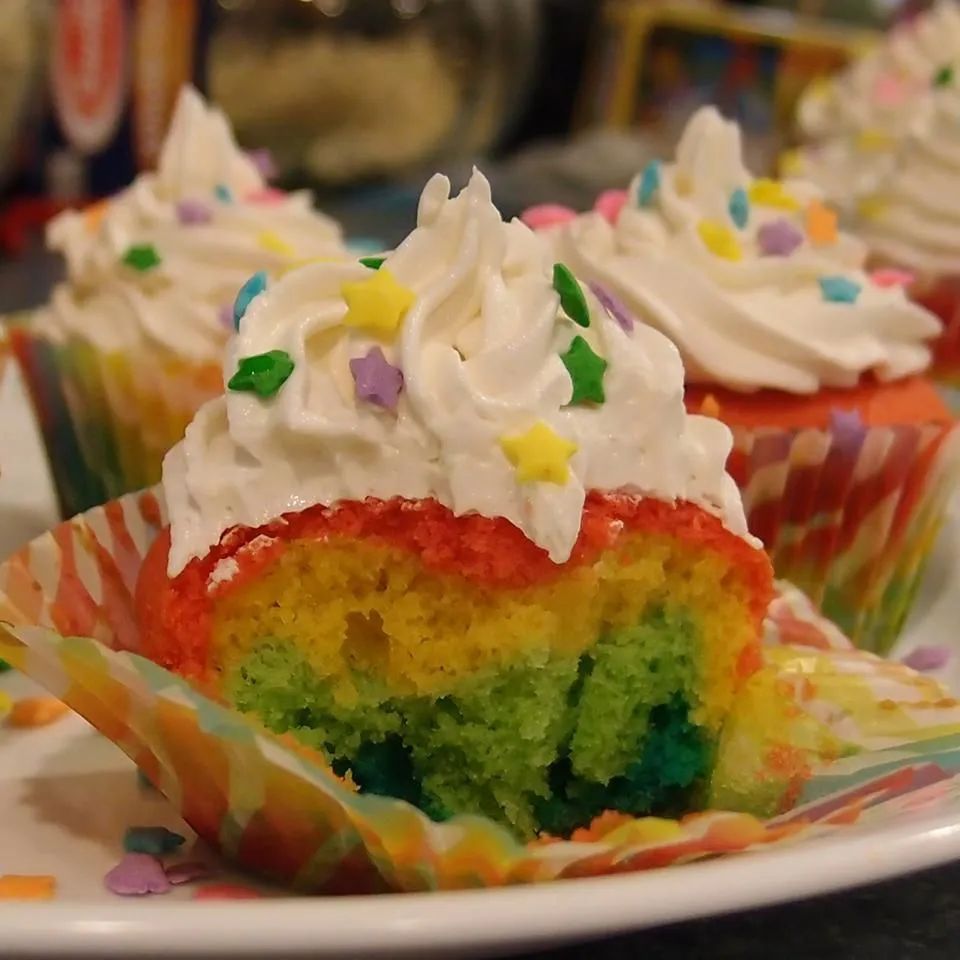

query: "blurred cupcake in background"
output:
12 86 347 518
790 0 960 219
528 106 958 653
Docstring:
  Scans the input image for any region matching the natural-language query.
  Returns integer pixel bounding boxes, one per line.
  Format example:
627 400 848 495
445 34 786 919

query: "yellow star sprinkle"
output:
778 148 804 177
857 195 888 221
340 268 416 341
698 220 743 261
748 178 800 212
856 128 893 152
499 421 578 485
257 229 296 257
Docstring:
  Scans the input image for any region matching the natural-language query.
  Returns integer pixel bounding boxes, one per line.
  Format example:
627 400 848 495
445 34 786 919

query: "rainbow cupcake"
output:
13 86 346 518
532 107 958 652
136 171 773 838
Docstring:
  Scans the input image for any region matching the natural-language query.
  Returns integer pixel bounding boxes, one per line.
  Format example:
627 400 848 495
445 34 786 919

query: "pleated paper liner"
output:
9 322 221 519
2 492 960 892
727 417 960 655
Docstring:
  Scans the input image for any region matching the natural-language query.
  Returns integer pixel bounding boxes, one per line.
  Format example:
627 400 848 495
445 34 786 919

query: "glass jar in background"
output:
208 0 540 185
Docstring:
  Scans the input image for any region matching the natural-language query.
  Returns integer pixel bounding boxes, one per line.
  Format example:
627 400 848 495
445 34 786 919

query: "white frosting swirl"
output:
858 87 960 277
548 107 938 394
38 86 345 361
163 169 749 575
795 1 960 210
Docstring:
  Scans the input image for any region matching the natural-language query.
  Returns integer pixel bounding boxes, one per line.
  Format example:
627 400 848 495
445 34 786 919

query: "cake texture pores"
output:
163 169 748 575
547 107 939 394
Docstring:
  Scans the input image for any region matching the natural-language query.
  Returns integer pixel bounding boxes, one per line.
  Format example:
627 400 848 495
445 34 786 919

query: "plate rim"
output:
2 806 959 957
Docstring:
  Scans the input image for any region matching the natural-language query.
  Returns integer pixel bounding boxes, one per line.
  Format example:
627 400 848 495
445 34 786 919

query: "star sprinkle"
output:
594 189 628 224
819 276 861 304
636 160 662 207
806 200 838 246
349 347 404 410
217 303 234 330
828 407 867 456
873 73 907 107
698 220 742 261
902 646 952 672
748 178 800 212
553 263 591 327
561 336 607 405
247 147 277 180
228 351 295 399
872 268 915 289
359 255 385 270
0 657 10 672
934 64 955 88
175 199 212 225
233 270 268 329
104 854 171 897
341 268 416 340
245 187 286 205
121 244 161 272
728 187 749 229
123 826 186 856
778 148 804 177
757 218 804 257
520 204 577 230
0 875 56 901
214 183 233 203
499 422 577 485
856 195 888 222
588 282 634 333
856 128 893 152
0 691 11 721
166 862 212 886
6 696 70 728
699 394 721 419
193 883 263 900
257 230 295 257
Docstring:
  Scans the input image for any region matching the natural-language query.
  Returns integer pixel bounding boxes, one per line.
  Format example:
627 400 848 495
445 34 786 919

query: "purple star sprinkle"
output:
104 853 171 897
166 861 212 886
829 408 868 457
758 218 804 257
175 199 212 226
217 303 234 330
247 148 278 181
349 347 404 410
588 282 634 333
902 646 952 672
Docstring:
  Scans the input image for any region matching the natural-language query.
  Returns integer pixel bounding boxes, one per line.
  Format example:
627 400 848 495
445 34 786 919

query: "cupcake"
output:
535 106 958 653
12 86 346 518
135 170 774 839
791 2 960 388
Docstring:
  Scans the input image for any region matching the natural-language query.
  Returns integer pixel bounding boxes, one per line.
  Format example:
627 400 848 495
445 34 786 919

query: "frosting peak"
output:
163 169 749 574
545 107 939 394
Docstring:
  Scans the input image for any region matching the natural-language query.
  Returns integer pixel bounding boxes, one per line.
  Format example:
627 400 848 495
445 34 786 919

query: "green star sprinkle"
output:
561 335 607 405
553 263 590 328
121 244 161 272
359 256 385 270
227 350 295 399
934 64 955 87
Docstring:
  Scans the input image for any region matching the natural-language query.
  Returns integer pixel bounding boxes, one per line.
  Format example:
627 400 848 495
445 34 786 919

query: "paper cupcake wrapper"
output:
10 323 221 519
1 492 960 892
727 418 960 655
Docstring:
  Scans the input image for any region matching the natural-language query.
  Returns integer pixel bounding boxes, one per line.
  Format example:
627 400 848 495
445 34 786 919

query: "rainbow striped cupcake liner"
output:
10 321 221 519
1 490 960 892
729 418 960 655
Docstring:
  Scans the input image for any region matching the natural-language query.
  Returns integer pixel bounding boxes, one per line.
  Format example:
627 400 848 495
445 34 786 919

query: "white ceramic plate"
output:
2 365 960 958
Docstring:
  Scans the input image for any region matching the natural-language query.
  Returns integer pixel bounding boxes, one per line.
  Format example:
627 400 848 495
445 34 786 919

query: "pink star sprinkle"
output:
593 189 628 224
871 268 915 289
245 187 286 205
873 73 908 107
349 347 404 410
104 854 171 897
520 204 577 231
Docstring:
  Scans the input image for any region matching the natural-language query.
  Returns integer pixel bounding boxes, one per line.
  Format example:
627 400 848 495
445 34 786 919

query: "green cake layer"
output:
225 605 711 838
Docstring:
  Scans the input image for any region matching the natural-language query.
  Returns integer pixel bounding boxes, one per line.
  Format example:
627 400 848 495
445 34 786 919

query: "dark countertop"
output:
508 862 958 959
